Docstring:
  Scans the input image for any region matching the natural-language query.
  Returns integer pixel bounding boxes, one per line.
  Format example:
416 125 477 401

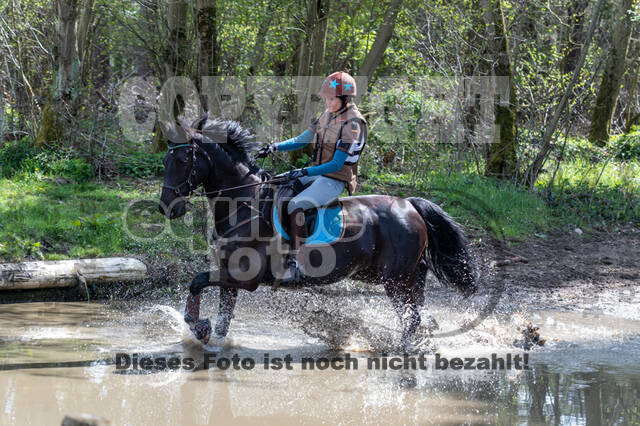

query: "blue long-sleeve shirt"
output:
274 130 348 176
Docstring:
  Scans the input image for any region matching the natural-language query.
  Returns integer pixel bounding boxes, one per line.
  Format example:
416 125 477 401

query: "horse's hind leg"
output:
384 282 421 351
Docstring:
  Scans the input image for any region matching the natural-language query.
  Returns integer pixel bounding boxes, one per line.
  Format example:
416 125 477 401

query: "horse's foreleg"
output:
184 270 258 344
213 287 238 339
385 283 421 351
184 272 213 342
184 272 210 325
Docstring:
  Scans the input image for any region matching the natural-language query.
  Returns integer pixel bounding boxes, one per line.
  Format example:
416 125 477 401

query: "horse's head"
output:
158 114 263 219
158 119 213 219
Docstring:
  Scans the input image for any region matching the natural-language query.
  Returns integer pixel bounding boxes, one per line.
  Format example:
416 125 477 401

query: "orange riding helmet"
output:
316 71 357 98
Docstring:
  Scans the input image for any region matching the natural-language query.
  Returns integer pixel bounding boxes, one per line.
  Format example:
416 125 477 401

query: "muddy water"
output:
1 280 640 425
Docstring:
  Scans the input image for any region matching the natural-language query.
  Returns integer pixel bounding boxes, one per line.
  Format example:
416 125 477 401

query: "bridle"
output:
162 137 293 239
162 139 287 199
162 141 215 198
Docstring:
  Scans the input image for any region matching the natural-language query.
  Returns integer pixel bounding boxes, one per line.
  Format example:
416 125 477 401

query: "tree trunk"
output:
309 0 330 77
165 0 188 78
76 0 95 84
359 0 403 81
196 0 218 79
37 0 78 147
562 0 589 74
483 0 517 179
625 57 640 132
588 0 635 146
56 0 79 101
292 0 331 164
249 2 274 76
136 0 159 77
524 0 606 187
155 0 189 153
89 16 111 89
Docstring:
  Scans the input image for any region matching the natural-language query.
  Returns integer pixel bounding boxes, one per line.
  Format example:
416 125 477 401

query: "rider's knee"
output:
287 199 313 214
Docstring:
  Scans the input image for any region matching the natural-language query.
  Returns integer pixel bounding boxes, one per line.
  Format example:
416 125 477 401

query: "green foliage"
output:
47 157 94 182
611 128 640 161
0 137 93 182
0 138 39 177
546 185 640 227
0 231 44 261
118 152 164 178
362 171 551 240
72 213 116 230
293 153 311 169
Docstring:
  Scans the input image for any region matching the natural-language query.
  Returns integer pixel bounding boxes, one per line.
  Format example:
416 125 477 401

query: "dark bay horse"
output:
158 115 476 350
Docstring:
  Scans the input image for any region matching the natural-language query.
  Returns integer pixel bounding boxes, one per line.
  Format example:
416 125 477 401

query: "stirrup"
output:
281 255 301 284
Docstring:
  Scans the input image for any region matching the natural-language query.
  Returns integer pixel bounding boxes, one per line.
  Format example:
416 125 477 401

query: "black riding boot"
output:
283 208 305 283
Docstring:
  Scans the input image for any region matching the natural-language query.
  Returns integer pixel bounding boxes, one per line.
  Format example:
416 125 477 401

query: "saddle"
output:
271 180 344 245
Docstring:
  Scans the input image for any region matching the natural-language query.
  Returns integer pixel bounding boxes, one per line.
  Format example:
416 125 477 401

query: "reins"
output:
198 175 288 197
162 131 294 239
162 141 288 198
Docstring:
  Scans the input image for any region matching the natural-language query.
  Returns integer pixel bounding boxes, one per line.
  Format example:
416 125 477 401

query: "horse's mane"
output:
194 115 261 169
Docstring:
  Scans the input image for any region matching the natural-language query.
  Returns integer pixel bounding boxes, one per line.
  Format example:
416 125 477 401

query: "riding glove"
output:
256 143 276 158
288 168 308 180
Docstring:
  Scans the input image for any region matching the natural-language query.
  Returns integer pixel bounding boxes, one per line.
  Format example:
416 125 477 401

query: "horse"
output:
157 114 476 351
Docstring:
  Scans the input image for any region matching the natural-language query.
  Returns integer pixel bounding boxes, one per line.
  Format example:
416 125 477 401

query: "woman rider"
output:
256 71 367 283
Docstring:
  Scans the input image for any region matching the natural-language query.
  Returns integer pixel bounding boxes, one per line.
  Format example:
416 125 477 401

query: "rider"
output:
256 71 367 283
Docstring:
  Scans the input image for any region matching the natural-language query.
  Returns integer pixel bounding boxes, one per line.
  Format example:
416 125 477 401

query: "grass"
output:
0 172 209 262
1 153 638 261
360 171 551 241
536 148 640 230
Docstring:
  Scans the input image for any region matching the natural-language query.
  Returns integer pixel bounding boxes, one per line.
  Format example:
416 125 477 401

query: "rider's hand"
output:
288 168 308 180
256 143 276 159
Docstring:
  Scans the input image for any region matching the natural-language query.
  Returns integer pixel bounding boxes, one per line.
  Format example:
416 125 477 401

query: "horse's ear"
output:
191 111 209 131
158 120 189 143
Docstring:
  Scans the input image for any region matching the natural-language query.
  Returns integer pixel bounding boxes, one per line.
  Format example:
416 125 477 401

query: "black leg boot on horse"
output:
282 208 305 284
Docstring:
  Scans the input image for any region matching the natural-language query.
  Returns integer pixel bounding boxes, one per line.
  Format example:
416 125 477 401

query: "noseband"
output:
162 141 214 197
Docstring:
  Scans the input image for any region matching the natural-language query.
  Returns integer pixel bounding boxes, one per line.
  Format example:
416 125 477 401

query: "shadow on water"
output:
5 347 639 424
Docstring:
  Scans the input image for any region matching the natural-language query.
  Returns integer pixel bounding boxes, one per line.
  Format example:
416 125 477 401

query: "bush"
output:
612 128 640 161
52 157 94 182
22 151 94 182
118 151 164 178
0 137 38 177
0 137 93 182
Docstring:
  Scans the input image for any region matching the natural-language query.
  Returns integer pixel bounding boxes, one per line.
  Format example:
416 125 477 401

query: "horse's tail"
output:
407 197 477 296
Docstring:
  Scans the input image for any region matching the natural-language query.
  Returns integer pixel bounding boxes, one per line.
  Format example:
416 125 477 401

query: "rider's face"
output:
325 96 343 113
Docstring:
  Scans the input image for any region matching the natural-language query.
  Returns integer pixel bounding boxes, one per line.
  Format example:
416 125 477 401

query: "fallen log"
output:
0 257 147 291
62 414 110 426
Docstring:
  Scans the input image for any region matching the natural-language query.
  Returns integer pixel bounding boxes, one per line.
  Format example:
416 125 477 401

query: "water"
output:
1 280 639 425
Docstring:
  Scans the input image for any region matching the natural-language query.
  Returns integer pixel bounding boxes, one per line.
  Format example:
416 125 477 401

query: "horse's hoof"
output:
207 334 227 348
192 319 212 344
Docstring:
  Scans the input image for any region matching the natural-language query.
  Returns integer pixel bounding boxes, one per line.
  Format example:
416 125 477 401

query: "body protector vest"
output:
309 104 367 195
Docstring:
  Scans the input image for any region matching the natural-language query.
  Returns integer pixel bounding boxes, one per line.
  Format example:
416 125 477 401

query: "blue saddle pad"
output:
273 203 344 245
